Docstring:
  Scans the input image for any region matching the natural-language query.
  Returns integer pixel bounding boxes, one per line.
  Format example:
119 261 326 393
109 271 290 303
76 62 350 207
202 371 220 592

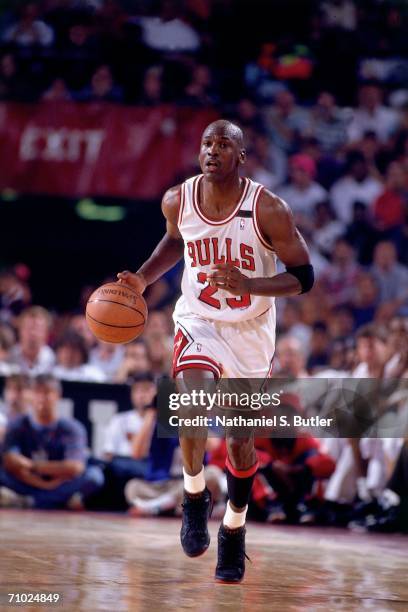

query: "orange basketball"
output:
85 282 147 344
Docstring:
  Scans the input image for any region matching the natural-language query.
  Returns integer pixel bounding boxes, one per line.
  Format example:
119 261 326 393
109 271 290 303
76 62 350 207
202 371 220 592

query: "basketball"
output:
85 282 147 344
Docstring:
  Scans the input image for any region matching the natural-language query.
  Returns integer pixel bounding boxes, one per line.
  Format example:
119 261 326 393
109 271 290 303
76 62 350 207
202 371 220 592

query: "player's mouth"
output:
205 160 220 171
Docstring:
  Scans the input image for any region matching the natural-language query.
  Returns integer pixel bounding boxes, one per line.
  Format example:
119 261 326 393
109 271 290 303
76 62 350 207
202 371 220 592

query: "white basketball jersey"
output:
174 174 277 324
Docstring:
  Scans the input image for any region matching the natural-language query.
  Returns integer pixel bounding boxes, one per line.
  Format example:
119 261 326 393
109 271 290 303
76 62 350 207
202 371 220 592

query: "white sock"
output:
223 500 247 529
183 466 205 494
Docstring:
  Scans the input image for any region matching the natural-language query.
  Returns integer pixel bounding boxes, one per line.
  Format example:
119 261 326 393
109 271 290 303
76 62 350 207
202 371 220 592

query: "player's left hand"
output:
207 264 250 295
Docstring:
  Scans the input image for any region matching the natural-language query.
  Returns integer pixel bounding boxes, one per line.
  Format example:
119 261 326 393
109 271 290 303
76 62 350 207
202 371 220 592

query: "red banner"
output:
0 102 218 200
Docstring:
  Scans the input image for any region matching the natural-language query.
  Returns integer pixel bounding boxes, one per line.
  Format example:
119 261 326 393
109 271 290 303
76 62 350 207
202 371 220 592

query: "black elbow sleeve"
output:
285 264 314 294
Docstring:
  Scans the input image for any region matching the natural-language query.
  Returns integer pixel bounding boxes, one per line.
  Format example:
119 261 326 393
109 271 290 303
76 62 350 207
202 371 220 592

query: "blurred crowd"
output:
0 0 407 532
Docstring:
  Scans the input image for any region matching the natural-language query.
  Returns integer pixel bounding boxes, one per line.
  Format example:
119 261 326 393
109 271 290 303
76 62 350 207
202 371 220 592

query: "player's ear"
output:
239 149 246 165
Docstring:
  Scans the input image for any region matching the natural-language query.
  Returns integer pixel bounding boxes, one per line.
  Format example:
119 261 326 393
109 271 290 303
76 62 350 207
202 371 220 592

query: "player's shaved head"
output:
202 120 244 148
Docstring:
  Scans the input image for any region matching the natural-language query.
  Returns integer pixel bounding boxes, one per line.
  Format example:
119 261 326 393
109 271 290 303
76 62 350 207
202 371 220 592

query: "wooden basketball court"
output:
0 510 406 611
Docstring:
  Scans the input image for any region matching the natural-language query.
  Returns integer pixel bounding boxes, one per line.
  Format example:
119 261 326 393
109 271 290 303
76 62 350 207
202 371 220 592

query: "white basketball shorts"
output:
172 305 276 379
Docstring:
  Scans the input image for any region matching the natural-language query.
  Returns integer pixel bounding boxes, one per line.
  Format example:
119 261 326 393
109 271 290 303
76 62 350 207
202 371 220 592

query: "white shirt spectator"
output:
9 344 55 376
330 175 382 224
52 363 106 383
347 106 400 144
3 20 54 47
136 16 200 52
89 344 125 381
277 182 327 216
103 410 144 457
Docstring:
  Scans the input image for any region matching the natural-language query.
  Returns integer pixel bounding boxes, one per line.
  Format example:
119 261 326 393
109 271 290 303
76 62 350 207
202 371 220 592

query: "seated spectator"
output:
313 201 345 258
0 269 31 324
277 154 327 229
351 273 379 330
0 375 104 509
280 300 312 350
309 91 348 153
254 401 335 523
263 89 310 153
0 53 26 101
384 317 408 377
143 310 173 377
74 65 124 103
0 325 19 377
326 305 355 343
344 201 377 265
2 3 54 47
347 82 400 145
352 324 388 378
274 335 309 378
306 322 330 373
330 151 382 224
42 78 72 102
9 307 55 376
251 132 287 189
372 161 407 248
0 374 33 422
134 0 201 53
182 64 218 107
319 238 362 306
68 314 97 351
138 65 164 106
370 241 408 318
53 332 106 382
103 374 157 462
89 340 124 381
114 339 150 383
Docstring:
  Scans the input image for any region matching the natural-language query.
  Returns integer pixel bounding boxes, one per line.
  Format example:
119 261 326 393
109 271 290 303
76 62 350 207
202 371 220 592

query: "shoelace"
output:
219 531 251 567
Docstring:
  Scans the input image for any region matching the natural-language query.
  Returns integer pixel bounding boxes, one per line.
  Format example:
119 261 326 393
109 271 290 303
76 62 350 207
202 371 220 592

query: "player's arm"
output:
208 191 313 297
117 185 184 293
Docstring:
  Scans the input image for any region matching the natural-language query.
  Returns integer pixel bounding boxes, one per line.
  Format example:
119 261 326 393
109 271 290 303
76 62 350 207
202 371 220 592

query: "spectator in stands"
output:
327 305 355 343
102 374 158 510
319 238 361 306
352 324 388 378
263 89 310 153
347 82 400 144
0 375 104 509
344 201 377 265
103 374 156 462
139 65 164 106
276 154 327 227
309 91 348 153
306 322 330 373
89 340 124 381
53 332 106 382
74 65 123 102
254 398 336 523
313 201 345 258
0 374 33 422
68 314 97 351
143 310 173 378
0 269 31 325
330 151 383 224
370 242 408 317
134 0 201 53
2 3 54 47
9 307 55 376
0 325 19 376
250 132 287 190
351 273 379 330
372 161 407 248
274 335 308 378
183 64 218 107
42 78 72 102
280 300 311 350
114 339 150 383
0 53 23 101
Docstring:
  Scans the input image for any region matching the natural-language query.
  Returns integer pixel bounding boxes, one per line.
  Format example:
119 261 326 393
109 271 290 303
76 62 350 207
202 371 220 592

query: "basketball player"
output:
118 120 314 583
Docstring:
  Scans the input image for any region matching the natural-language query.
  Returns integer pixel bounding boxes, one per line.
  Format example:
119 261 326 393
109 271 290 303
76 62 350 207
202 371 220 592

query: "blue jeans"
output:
0 466 105 509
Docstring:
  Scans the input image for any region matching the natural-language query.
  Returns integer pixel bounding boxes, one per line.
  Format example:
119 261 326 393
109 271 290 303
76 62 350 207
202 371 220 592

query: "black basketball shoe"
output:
180 487 213 557
215 524 249 583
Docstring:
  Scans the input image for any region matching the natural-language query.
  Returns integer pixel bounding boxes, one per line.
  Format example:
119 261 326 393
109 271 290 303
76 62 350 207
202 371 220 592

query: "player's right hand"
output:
117 270 146 294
